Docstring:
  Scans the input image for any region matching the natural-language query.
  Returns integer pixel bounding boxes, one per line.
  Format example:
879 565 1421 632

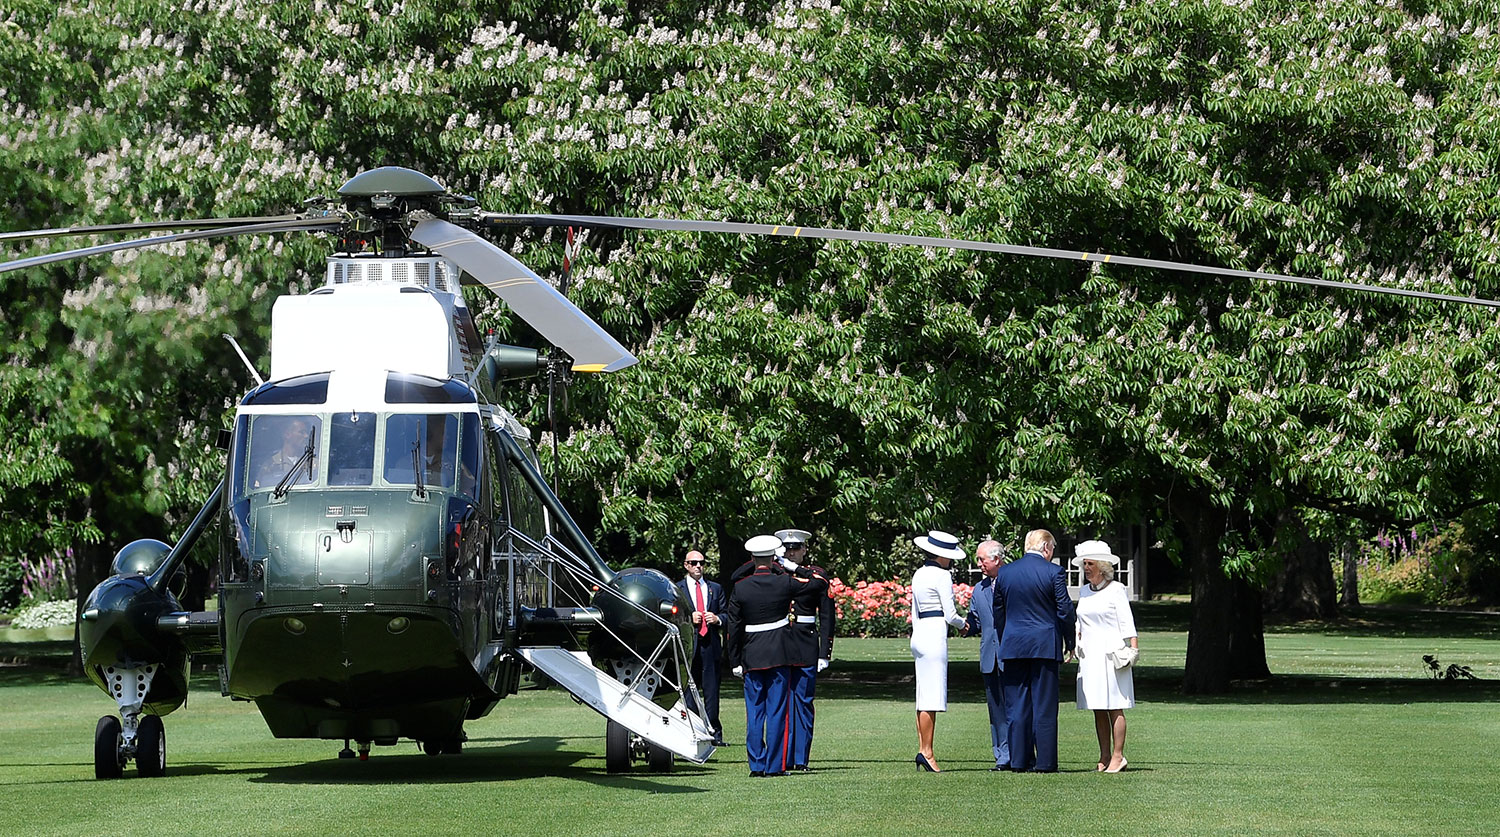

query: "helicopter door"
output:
490 427 550 635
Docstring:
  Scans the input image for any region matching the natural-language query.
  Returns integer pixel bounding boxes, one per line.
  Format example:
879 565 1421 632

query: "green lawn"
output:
2 604 1497 835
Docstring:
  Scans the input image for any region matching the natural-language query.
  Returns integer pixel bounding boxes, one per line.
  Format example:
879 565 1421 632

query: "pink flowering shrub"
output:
829 578 974 638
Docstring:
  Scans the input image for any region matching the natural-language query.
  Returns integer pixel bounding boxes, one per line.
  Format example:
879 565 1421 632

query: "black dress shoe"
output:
764 770 785 777
790 764 812 772
749 770 765 777
712 738 727 747
989 765 1007 772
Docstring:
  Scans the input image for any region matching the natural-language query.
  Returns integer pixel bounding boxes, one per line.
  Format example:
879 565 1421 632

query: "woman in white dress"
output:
1072 540 1138 773
909 531 968 773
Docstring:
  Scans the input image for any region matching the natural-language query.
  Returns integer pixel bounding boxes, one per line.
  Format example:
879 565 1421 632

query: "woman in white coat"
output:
909 531 968 773
1072 540 1138 773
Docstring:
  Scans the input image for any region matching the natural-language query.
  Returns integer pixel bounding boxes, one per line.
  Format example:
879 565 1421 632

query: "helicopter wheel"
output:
94 715 124 780
424 737 462 756
136 715 166 778
604 720 631 773
646 742 674 774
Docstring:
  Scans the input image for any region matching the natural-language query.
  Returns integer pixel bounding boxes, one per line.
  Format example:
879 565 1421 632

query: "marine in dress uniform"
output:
776 527 833 773
726 534 827 777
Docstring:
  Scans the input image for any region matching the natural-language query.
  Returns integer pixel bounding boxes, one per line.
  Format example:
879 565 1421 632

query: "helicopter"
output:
3 166 1498 781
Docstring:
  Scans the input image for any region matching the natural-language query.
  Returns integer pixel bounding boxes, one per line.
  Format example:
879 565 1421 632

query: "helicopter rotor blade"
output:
482 212 1500 309
0 216 343 275
410 218 637 373
0 215 307 243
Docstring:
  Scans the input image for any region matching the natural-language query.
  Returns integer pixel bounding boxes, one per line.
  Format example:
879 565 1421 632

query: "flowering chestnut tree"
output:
5 0 1500 692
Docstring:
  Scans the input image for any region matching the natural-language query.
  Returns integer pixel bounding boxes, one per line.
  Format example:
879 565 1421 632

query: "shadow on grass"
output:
4 737 713 791
1134 600 1500 639
805 660 1500 706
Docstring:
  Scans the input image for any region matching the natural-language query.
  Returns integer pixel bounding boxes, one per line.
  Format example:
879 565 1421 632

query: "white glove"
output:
732 666 744 678
777 556 800 572
817 658 829 673
1076 645 1085 659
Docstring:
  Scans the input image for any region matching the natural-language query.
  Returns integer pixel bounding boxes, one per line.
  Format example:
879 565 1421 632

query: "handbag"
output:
1106 644 1139 670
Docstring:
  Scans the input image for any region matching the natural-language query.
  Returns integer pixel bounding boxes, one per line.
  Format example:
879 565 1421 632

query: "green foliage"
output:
5 0 1500 603
1354 517 1500 605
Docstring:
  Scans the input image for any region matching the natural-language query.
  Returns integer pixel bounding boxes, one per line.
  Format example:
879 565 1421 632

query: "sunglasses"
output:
685 560 705 566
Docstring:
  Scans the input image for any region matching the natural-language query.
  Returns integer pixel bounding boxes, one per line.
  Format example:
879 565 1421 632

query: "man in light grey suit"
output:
963 540 1008 770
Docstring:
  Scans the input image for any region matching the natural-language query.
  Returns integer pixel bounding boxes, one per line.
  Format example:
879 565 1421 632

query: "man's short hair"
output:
977 539 1002 561
1023 529 1056 554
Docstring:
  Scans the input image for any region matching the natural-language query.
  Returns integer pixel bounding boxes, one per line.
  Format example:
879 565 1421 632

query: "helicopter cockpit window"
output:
239 373 330 406
328 412 376 486
383 414 458 488
246 415 322 492
459 413 481 498
384 372 477 405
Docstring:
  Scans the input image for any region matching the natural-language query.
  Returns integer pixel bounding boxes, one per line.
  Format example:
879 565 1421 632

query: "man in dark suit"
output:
678 549 727 746
727 535 827 777
992 529 1076 772
777 528 833 772
963 539 1008 770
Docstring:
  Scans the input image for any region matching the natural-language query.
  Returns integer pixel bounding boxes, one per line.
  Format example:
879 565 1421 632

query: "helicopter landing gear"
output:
136 715 166 778
605 719 631 773
605 720 674 773
338 739 356 759
94 716 124 779
423 737 463 756
646 741 674 774
93 662 164 779
357 741 371 761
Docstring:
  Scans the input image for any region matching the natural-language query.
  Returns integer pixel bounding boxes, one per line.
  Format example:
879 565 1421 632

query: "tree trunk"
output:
1229 576 1271 679
1263 518 1339 619
1340 541 1360 606
69 540 113 677
1177 488 1234 694
714 520 740 592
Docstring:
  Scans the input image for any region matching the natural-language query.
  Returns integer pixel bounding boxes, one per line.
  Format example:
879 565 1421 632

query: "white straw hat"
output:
1070 540 1121 567
913 530 965 561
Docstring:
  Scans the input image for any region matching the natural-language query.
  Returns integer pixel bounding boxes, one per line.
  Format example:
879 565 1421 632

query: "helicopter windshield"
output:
232 410 478 498
383 413 458 488
328 412 376 486
246 415 322 492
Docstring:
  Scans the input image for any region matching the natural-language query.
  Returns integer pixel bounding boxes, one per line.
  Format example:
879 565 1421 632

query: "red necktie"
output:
695 581 708 637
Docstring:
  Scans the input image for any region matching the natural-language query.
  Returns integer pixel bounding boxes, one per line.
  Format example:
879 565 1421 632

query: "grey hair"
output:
1093 561 1116 583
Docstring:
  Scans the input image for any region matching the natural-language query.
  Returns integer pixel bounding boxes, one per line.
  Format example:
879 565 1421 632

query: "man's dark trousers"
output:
1001 658 1060 772
686 637 722 739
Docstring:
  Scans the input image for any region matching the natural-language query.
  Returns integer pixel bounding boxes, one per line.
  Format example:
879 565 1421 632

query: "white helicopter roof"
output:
270 256 476 382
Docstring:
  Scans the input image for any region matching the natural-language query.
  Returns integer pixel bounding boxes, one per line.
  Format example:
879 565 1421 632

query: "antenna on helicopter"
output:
221 333 265 387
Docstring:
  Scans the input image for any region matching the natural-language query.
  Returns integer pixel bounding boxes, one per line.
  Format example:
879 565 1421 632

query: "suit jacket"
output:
993 553 1076 661
727 565 827 670
964 575 1002 674
676 576 727 655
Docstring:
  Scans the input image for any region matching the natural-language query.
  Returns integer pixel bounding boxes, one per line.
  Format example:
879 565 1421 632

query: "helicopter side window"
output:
246 415 322 492
328 412 376 486
459 413 481 499
383 414 458 488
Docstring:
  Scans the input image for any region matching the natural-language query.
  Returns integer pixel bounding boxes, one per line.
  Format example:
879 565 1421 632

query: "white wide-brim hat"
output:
914 530 965 561
1070 540 1121 567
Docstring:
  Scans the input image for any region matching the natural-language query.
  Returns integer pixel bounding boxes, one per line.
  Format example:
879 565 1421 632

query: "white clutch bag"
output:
1106 645 1139 670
